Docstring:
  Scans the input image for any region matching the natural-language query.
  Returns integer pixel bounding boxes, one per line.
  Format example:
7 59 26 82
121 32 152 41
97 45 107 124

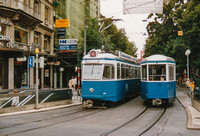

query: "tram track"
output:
0 105 105 136
101 105 167 136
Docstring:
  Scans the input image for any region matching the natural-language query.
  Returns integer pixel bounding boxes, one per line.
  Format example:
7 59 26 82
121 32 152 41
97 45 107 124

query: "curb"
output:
0 102 82 117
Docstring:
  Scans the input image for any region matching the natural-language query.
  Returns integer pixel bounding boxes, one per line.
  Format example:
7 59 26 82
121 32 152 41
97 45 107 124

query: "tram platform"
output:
176 85 200 130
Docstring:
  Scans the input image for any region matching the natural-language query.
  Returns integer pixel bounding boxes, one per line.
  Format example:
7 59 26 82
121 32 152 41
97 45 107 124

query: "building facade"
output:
0 0 54 89
54 0 100 87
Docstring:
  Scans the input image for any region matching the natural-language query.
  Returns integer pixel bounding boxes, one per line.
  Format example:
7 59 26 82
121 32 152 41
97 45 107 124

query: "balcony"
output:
0 0 41 26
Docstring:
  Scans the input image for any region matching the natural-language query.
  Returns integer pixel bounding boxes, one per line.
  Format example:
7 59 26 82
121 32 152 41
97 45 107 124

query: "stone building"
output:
0 0 54 89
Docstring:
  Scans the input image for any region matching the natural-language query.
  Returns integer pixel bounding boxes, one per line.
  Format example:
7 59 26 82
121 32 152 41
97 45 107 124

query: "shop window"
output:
14 28 28 44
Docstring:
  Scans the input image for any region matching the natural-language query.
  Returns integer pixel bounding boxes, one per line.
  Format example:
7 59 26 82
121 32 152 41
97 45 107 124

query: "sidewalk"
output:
176 85 200 130
0 96 82 117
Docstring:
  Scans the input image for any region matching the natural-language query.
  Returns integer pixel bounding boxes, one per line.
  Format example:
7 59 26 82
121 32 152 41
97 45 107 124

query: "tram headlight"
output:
89 88 94 93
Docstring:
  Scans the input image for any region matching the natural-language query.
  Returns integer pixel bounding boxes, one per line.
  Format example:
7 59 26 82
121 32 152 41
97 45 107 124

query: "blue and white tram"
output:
81 49 140 108
141 54 176 106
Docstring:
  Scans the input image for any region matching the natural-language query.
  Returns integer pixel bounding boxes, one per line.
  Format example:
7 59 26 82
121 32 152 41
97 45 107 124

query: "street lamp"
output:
35 48 39 109
185 49 191 79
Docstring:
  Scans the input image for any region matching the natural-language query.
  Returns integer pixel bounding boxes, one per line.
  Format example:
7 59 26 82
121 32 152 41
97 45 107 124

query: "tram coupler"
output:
152 99 162 106
83 100 93 108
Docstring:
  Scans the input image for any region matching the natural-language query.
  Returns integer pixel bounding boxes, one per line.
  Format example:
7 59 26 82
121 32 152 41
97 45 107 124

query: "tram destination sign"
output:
116 50 137 63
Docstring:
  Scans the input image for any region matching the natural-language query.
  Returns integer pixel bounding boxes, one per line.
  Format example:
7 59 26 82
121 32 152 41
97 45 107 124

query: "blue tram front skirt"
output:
141 81 176 100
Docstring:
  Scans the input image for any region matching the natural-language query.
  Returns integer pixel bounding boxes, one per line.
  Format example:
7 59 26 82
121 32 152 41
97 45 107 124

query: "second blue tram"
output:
141 54 176 106
82 49 140 108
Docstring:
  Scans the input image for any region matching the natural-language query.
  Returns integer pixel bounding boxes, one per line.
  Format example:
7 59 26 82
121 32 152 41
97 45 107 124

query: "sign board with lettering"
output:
59 39 78 45
55 19 69 28
59 45 77 51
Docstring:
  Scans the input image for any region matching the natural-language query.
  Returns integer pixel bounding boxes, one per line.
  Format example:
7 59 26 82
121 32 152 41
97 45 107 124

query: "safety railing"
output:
0 89 72 109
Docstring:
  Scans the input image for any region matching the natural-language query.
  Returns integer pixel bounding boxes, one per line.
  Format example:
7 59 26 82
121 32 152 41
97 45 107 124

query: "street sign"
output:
55 19 69 28
178 31 183 36
59 45 77 51
57 28 66 38
28 56 34 68
59 39 78 45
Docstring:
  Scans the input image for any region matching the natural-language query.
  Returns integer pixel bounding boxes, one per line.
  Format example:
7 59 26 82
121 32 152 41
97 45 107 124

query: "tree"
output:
145 0 200 73
79 17 138 57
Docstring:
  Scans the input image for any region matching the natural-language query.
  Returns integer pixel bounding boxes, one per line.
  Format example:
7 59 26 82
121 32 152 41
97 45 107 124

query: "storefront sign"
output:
17 56 27 62
0 42 19 48
0 19 13 26
0 35 12 41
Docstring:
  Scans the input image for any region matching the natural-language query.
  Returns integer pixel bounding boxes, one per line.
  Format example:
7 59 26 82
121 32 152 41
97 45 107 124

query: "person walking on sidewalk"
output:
186 78 191 90
178 76 182 86
194 75 200 90
68 76 77 99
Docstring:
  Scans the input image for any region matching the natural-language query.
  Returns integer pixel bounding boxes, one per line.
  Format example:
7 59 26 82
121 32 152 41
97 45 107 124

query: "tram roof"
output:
141 54 175 63
83 52 118 59
83 49 138 63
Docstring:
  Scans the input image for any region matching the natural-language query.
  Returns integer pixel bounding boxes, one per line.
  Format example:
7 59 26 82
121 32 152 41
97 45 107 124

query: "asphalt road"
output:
0 96 199 136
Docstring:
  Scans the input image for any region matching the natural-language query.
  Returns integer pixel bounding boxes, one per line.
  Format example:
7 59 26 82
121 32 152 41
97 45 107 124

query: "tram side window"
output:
117 63 121 79
142 65 147 80
121 64 126 79
169 65 175 80
149 64 166 81
103 64 114 79
136 67 140 78
132 66 135 78
126 65 130 78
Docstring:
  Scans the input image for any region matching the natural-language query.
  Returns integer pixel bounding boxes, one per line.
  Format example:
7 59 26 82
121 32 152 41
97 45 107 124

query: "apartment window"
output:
34 31 40 44
34 0 39 12
0 26 6 35
44 35 50 51
45 6 49 25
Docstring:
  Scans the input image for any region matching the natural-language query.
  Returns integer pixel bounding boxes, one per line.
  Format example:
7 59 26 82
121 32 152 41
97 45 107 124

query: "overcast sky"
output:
100 0 150 58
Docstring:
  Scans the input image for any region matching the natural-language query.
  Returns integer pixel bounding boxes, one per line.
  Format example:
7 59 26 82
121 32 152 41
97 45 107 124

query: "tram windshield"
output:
83 64 102 80
149 64 166 81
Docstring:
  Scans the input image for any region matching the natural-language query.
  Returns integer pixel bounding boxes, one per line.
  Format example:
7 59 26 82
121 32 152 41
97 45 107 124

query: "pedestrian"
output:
74 76 79 95
194 74 200 90
68 76 76 99
178 76 182 87
185 78 191 90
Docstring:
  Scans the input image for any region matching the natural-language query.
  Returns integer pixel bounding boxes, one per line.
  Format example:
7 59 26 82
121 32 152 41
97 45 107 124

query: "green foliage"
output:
145 0 200 72
79 17 138 57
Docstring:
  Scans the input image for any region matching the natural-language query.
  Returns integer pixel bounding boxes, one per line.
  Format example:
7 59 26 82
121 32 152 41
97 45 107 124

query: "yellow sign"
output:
55 19 69 28
178 31 183 36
